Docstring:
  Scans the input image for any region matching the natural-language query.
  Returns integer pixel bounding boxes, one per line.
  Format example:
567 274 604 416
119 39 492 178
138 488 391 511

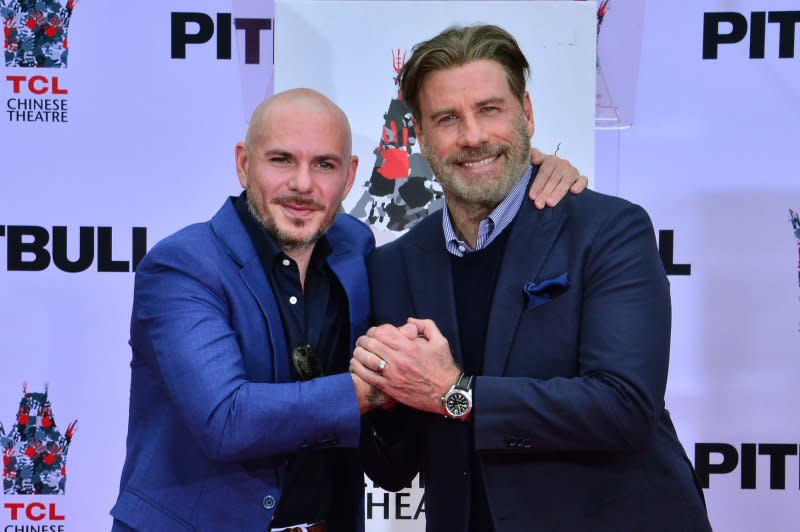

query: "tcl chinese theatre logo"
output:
2 0 77 123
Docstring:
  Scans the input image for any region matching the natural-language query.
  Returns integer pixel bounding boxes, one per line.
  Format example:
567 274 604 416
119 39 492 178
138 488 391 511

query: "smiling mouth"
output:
282 204 320 217
274 195 324 214
459 154 500 169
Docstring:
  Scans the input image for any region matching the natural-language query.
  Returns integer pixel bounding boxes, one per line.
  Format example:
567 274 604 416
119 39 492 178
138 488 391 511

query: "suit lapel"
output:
404 217 464 367
238 259 290 382
327 249 368 352
210 200 290 383
482 200 567 376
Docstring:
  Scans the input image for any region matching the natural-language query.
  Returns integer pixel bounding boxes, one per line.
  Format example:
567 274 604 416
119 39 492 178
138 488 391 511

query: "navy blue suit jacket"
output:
112 199 373 531
363 188 711 531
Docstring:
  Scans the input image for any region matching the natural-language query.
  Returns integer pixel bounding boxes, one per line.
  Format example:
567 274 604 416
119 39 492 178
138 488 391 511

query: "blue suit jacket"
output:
112 199 374 531
363 188 711 531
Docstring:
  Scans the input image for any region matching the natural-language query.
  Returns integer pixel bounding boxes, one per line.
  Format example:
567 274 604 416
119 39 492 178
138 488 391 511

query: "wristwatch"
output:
441 373 473 420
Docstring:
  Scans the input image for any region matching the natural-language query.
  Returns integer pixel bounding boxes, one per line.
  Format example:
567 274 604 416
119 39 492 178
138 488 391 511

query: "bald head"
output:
234 87 359 257
245 88 353 157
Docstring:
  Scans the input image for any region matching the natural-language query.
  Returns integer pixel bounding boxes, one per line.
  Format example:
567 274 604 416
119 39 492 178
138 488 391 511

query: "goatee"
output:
246 192 326 253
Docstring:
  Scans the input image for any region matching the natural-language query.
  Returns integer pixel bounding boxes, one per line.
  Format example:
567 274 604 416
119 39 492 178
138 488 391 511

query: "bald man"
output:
111 89 583 532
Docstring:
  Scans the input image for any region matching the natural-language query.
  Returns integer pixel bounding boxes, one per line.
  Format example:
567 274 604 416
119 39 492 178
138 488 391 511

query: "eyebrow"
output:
313 153 344 165
262 149 343 164
428 96 507 122
475 96 507 108
263 149 292 159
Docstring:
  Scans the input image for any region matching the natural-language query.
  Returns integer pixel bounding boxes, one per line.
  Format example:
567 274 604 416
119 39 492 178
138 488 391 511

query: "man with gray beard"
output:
353 24 712 532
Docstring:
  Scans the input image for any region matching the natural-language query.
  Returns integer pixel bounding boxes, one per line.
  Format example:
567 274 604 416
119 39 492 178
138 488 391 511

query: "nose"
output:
288 164 313 193
457 113 488 148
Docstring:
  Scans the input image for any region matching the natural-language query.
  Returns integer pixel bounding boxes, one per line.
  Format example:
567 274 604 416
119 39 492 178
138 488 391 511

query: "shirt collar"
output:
442 165 532 257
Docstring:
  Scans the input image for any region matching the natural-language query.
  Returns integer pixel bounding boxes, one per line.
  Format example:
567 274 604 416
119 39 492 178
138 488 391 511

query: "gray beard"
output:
424 116 531 211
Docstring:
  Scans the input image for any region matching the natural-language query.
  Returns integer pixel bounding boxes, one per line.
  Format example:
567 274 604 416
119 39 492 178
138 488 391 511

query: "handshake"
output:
349 318 462 416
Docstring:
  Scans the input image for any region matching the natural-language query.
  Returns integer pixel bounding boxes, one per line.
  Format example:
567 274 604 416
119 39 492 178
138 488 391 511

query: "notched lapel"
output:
239 256 291 382
404 228 464 367
482 202 567 376
211 200 291 384
239 258 290 383
327 250 369 353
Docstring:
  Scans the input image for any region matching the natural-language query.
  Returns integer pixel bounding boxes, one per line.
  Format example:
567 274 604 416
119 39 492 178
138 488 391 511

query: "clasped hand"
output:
350 318 461 414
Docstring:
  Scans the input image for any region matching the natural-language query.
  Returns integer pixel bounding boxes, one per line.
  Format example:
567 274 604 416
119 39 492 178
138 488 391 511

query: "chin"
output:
280 226 318 242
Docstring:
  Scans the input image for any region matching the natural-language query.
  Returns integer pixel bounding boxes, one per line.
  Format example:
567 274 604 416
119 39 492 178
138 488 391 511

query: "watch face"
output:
446 392 470 417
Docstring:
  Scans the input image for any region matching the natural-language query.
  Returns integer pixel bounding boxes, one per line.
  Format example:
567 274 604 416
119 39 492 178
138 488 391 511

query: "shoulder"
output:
139 199 246 275
557 189 654 235
372 208 442 261
564 188 643 217
367 209 442 283
552 191 662 276
138 198 239 281
137 221 220 276
142 222 212 262
327 213 376 257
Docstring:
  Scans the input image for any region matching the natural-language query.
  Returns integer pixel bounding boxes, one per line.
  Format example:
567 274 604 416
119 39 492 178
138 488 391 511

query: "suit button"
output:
262 495 276 509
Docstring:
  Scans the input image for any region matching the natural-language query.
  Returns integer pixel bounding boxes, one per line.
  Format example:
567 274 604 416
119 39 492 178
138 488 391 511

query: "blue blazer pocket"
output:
523 272 570 310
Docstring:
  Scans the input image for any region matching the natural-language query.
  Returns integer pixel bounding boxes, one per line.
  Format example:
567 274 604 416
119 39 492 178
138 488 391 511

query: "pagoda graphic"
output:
1 384 77 494
1 0 78 68
349 49 442 233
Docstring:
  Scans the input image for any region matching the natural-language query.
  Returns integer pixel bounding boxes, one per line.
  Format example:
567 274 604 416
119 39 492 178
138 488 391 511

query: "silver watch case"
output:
442 374 473 419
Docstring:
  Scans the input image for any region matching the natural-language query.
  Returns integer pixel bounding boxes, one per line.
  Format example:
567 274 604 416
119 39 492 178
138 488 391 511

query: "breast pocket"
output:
505 286 581 377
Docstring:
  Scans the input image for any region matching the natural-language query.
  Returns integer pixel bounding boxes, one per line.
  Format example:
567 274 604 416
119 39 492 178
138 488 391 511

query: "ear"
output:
235 141 249 188
522 92 535 137
343 155 358 198
414 117 427 157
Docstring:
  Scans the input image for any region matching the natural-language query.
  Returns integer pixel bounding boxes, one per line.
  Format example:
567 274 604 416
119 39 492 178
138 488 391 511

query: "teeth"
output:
462 155 497 168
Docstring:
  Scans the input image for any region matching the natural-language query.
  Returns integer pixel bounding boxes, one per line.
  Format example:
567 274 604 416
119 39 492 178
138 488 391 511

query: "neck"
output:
446 198 493 248
284 245 314 290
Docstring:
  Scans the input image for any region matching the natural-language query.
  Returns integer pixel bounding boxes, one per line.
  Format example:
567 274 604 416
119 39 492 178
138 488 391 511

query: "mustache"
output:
272 194 325 211
445 144 507 165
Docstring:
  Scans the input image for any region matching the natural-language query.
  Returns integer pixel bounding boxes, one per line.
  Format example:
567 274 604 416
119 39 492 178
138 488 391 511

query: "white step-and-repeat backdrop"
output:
0 1 797 530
